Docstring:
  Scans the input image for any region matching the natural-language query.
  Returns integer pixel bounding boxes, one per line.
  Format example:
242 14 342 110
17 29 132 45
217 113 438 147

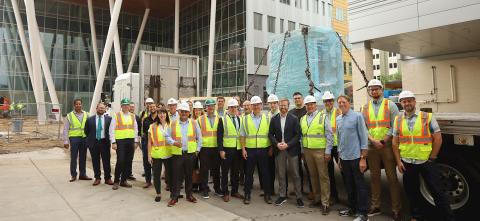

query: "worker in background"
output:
321 91 343 204
237 100 252 186
288 92 313 201
240 96 273 205
192 101 204 120
167 98 179 122
166 102 202 207
64 99 92 182
217 99 244 202
392 91 455 221
198 98 222 199
216 96 226 117
139 98 154 179
362 79 401 219
269 98 303 208
234 95 241 116
141 102 158 188
241 100 251 117
125 102 141 181
300 95 333 215
265 94 280 196
141 98 155 121
336 95 369 221
84 103 113 186
157 102 165 110
110 98 140 190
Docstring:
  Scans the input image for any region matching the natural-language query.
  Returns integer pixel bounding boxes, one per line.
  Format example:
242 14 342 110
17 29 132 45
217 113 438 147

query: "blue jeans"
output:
69 137 87 177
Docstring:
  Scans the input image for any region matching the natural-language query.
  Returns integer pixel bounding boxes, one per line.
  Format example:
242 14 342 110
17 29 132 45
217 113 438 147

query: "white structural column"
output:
87 0 100 74
109 0 124 75
89 0 123 114
351 41 374 111
174 0 180 54
206 0 217 97
127 8 150 73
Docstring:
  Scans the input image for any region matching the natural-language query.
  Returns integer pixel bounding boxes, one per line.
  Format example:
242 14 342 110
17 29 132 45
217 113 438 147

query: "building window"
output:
254 12 263 30
280 18 285 33
335 8 344 21
389 63 393 68
268 16 276 33
314 0 319 14
254 47 268 65
288 21 296 31
389 52 397 57
295 0 302 8
393 63 398 68
377 65 380 70
327 3 333 17
343 62 347 75
280 0 290 5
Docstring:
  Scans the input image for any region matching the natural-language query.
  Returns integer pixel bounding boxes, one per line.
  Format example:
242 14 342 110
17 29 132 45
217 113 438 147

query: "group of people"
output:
64 79 455 221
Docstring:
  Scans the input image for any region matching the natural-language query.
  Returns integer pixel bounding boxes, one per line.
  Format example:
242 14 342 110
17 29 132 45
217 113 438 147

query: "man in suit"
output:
269 98 304 208
84 103 113 186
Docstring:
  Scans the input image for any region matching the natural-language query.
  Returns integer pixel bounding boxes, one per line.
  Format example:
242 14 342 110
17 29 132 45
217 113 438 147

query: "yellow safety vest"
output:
322 108 339 146
243 113 271 148
198 114 219 147
67 111 87 138
394 112 433 160
362 99 391 140
223 115 241 149
300 112 327 149
114 112 135 140
170 120 198 155
149 124 172 159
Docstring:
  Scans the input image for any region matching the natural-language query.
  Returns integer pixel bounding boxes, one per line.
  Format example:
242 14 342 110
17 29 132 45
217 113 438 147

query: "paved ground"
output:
0 148 397 221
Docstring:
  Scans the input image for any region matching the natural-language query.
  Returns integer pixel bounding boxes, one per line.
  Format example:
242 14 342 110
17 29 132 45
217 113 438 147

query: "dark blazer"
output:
84 114 112 147
268 113 301 156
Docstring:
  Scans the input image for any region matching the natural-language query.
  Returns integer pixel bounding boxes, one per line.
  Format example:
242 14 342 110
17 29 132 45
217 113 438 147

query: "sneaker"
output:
339 208 355 217
296 199 304 208
367 208 381 217
353 214 369 221
202 191 210 199
274 197 287 206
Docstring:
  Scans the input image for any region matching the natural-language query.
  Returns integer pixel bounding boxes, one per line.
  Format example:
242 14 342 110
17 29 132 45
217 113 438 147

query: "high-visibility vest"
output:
243 113 271 148
267 111 279 119
170 120 198 155
198 114 219 147
362 99 391 140
149 124 172 159
223 115 241 149
322 108 340 146
300 112 327 149
114 112 135 140
67 111 87 138
394 111 433 160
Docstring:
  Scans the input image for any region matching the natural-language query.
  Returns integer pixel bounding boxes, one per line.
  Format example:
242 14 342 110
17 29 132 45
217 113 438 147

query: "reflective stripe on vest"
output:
300 112 327 149
223 115 241 149
114 112 135 139
362 99 391 140
150 124 171 159
244 113 271 148
68 111 87 138
395 112 433 160
170 120 197 155
199 114 218 147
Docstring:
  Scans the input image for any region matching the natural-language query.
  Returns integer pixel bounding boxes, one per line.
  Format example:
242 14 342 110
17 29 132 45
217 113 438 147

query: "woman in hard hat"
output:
192 101 204 120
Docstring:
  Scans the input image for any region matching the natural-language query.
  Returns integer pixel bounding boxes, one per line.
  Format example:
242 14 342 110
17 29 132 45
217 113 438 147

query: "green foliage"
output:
379 71 402 84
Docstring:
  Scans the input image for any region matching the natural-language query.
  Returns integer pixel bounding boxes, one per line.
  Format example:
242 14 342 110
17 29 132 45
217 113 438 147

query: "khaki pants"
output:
304 148 330 206
367 143 401 213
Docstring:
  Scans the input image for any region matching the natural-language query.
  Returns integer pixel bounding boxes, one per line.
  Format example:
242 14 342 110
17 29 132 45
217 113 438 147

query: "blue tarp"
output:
266 27 344 101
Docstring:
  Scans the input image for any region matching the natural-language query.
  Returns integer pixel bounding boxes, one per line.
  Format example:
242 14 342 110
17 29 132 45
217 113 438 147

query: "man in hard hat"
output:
216 96 226 117
126 102 141 181
240 96 273 205
139 98 154 180
165 102 202 207
217 99 244 202
321 91 343 204
110 98 140 190
362 79 401 219
300 95 333 215
140 101 158 188
64 99 92 182
265 94 280 195
392 91 454 221
198 98 222 199
167 98 179 122
267 94 280 118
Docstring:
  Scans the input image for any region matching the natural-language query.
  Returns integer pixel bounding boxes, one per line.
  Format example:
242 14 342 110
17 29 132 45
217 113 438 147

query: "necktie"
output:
96 116 102 140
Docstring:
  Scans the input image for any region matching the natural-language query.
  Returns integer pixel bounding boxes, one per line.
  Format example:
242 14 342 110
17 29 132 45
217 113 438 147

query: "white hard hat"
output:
368 79 383 88
304 95 317 104
193 101 203 109
267 94 279 103
322 91 335 100
227 99 239 107
167 98 177 105
145 97 154 103
398 90 415 101
178 102 190 111
250 96 262 104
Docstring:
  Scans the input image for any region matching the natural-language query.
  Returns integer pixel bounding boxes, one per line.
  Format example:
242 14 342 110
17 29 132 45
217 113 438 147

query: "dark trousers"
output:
220 148 240 195
342 158 369 215
327 146 344 198
152 158 172 196
114 138 134 183
171 153 195 199
237 150 245 184
141 137 152 183
89 139 111 180
126 143 135 177
403 161 455 221
199 148 221 192
299 152 313 193
69 137 88 177
244 148 271 196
